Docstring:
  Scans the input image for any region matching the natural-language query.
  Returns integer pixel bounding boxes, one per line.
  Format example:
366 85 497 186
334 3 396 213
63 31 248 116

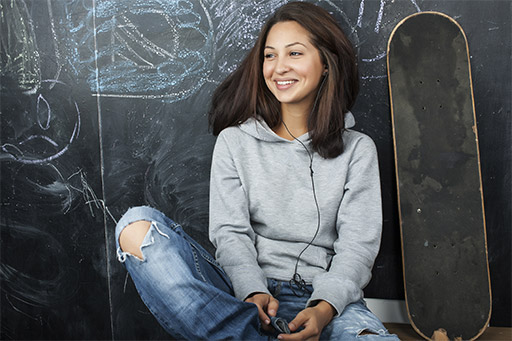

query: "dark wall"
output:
1 0 510 339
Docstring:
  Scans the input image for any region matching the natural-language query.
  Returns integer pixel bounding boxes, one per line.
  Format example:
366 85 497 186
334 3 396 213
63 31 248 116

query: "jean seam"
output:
274 281 282 297
170 222 181 231
190 247 207 282
186 237 224 273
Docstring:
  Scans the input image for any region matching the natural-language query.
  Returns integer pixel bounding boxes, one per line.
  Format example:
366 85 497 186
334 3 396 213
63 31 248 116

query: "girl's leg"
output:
115 206 266 340
321 299 400 340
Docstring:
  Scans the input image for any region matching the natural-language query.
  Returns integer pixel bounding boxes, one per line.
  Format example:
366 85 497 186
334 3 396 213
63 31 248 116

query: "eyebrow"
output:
264 42 307 49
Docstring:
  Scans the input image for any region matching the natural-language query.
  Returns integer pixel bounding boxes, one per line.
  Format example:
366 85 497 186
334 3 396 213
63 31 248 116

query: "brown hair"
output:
208 1 359 158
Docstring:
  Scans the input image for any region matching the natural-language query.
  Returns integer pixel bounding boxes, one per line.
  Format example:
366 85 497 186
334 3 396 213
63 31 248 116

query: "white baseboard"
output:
365 298 409 324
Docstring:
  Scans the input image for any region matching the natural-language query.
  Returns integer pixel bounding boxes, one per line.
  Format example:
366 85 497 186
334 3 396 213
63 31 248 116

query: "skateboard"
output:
387 12 492 340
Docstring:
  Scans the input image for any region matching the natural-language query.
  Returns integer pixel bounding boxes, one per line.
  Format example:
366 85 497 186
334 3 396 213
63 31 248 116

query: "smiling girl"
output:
116 2 398 340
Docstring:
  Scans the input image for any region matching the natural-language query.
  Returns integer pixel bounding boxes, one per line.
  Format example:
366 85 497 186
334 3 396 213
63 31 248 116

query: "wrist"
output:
245 292 270 301
312 300 336 319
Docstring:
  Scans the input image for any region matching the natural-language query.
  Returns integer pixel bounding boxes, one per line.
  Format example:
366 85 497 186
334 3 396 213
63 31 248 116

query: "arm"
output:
209 132 270 300
279 136 383 340
307 135 383 316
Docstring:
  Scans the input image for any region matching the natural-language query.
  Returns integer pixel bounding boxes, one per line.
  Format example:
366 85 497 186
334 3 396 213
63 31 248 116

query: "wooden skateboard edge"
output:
386 11 493 341
462 12 494 340
386 14 428 340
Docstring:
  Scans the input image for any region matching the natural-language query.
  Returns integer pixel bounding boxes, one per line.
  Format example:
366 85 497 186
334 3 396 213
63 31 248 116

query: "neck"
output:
273 104 310 140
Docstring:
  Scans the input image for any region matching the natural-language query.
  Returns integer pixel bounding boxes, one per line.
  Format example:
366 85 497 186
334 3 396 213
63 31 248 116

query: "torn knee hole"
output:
357 329 380 337
119 220 152 260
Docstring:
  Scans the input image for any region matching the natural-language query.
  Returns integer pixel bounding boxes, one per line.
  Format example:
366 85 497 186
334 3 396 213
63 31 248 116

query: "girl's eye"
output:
290 51 302 56
264 53 275 59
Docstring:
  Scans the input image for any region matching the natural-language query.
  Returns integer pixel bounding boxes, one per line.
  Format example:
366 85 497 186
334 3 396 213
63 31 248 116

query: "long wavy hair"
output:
208 1 359 158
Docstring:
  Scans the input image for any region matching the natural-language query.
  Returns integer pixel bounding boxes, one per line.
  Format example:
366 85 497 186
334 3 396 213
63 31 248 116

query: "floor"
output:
384 323 512 340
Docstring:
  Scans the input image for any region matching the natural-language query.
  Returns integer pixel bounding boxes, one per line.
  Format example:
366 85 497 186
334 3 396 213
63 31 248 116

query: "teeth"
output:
277 80 295 85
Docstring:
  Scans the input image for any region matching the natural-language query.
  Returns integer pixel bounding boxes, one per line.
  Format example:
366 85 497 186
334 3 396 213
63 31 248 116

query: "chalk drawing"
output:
361 75 388 80
36 94 51 130
357 0 365 28
64 0 214 102
0 0 41 92
362 52 387 63
357 0 421 33
45 0 63 88
355 0 422 81
375 0 386 33
0 0 66 93
0 80 81 165
69 169 118 226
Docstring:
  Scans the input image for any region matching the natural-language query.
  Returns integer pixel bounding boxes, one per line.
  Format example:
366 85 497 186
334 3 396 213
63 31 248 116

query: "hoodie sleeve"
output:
209 131 270 301
307 135 383 316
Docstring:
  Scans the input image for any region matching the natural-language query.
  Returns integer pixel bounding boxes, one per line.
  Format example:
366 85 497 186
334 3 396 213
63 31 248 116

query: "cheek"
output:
305 61 324 78
262 62 272 80
302 55 324 81
262 63 274 89
302 65 323 87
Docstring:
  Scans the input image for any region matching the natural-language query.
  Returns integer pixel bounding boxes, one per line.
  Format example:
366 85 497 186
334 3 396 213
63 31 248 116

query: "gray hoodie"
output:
209 112 382 316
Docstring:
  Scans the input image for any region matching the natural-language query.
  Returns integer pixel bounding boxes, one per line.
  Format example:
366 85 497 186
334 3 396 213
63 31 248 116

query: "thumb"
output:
267 297 279 317
256 304 271 326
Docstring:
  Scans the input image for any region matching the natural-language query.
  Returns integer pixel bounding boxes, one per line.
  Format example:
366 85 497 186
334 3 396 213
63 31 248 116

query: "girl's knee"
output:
119 220 151 260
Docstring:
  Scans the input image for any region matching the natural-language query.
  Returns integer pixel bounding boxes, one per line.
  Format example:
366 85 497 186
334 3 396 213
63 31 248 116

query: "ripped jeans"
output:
115 206 399 340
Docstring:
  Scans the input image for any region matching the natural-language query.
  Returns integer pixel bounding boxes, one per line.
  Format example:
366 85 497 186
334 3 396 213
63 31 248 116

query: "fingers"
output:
278 311 312 340
288 311 308 333
277 305 332 341
245 293 277 330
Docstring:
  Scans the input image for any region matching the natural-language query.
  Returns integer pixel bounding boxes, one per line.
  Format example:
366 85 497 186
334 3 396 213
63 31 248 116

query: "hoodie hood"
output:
239 111 356 142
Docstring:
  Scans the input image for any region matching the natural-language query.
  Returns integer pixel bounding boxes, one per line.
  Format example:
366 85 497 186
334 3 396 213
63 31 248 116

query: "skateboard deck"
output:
387 12 492 340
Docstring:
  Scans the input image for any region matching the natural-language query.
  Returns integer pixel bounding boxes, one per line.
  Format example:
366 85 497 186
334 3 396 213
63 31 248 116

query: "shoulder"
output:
342 129 378 155
216 123 249 143
216 117 265 144
217 125 242 140
214 122 254 156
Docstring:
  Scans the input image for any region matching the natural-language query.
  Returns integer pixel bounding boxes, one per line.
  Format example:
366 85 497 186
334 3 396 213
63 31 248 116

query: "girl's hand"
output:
245 293 280 332
278 301 335 341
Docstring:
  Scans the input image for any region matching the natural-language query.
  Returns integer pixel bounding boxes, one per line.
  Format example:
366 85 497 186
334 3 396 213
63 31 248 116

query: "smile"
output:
276 80 296 86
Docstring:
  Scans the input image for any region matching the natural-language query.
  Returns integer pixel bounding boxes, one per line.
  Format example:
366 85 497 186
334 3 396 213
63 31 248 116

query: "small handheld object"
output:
270 316 291 334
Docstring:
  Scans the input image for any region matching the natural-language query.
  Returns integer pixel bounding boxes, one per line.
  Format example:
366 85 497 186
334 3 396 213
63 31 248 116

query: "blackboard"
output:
1 0 510 339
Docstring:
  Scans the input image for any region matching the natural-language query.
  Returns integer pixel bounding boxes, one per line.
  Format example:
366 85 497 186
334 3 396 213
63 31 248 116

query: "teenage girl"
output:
116 2 399 340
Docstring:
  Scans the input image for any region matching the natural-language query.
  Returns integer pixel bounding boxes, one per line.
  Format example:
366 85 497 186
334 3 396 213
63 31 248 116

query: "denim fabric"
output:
266 280 399 339
115 206 399 340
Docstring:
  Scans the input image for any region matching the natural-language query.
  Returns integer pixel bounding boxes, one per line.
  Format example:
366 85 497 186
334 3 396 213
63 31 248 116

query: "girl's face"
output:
262 21 325 113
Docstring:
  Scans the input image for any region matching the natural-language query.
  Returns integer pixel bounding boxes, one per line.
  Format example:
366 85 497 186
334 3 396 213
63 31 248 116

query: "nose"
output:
275 56 290 74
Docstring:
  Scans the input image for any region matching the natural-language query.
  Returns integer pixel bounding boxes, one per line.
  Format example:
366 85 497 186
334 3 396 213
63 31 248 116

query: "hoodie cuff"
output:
306 294 344 318
306 278 360 317
226 267 270 301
